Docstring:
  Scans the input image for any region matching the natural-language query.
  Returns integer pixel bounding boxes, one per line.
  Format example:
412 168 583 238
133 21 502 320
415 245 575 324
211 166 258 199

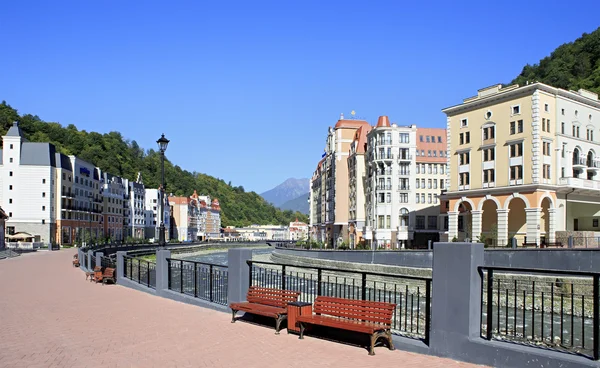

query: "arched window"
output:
399 208 409 227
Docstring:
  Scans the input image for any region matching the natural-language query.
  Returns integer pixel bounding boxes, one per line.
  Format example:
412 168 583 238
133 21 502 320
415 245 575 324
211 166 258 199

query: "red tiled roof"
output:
334 119 370 129
376 116 390 128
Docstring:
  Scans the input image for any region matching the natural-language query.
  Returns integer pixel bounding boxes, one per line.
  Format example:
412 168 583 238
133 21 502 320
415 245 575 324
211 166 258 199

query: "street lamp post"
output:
157 134 170 247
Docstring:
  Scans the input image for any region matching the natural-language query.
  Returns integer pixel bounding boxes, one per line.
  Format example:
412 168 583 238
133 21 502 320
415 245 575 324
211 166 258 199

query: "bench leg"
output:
369 334 377 356
386 331 395 351
275 315 286 335
299 322 305 340
231 309 238 323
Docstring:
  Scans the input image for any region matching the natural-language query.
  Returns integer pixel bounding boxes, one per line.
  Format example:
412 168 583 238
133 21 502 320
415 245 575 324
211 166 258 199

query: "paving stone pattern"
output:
0 249 485 368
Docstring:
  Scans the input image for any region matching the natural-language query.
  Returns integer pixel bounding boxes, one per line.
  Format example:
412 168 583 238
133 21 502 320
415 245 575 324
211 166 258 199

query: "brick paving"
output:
0 249 485 368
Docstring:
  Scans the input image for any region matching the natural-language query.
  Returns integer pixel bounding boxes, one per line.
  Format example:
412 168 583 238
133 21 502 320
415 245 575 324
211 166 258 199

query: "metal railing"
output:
89 253 96 269
480 266 599 360
123 255 156 289
166 258 228 306
100 255 116 269
247 260 431 343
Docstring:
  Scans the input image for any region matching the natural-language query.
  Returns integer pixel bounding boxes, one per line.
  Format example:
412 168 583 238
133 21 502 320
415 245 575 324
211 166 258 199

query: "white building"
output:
101 173 126 242
288 219 308 241
0 122 57 244
124 173 146 239
364 117 418 249
68 156 102 244
144 188 170 240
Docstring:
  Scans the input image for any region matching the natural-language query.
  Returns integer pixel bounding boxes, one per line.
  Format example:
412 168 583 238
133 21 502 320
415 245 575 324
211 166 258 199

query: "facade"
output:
125 173 146 239
442 82 600 246
363 116 418 249
0 122 57 244
347 125 371 247
309 114 371 247
414 128 448 245
0 207 7 249
167 191 221 242
196 194 221 239
101 173 126 242
66 156 102 245
288 218 308 241
144 188 170 241
309 158 325 243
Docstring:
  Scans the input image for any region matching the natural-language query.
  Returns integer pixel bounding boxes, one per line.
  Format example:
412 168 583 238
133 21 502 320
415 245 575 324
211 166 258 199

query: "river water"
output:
181 248 273 265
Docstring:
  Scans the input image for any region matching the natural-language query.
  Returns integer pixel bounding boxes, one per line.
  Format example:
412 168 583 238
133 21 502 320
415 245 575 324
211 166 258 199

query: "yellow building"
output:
442 83 600 246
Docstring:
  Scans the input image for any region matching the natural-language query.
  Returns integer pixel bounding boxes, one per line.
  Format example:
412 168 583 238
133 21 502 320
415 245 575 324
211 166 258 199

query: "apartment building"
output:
289 218 308 241
101 173 126 241
67 156 102 244
363 116 417 249
124 173 146 239
442 82 600 246
347 125 371 247
144 188 170 240
309 114 370 247
197 194 221 239
414 128 447 245
309 158 325 242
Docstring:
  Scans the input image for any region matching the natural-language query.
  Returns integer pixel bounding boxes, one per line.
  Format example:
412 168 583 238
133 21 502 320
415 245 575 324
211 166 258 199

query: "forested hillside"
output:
512 27 600 94
0 102 308 227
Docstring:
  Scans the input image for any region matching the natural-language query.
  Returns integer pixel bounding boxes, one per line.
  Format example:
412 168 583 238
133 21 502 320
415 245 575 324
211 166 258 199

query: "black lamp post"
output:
157 133 170 247
88 194 93 246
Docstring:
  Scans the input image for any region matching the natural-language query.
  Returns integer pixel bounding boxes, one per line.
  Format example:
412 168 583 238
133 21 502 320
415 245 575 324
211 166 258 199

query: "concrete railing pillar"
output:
447 211 459 241
525 208 542 246
78 248 84 269
96 252 104 268
155 249 171 296
430 242 484 355
116 251 126 281
470 210 483 243
496 209 509 247
227 248 253 304
547 208 557 243
87 250 94 270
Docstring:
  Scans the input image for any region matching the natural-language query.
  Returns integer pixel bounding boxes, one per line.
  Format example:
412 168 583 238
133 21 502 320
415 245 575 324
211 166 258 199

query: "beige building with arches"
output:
442 83 600 246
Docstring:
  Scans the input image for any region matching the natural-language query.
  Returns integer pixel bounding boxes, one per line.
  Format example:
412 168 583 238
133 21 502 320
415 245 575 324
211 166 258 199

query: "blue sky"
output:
2 1 599 193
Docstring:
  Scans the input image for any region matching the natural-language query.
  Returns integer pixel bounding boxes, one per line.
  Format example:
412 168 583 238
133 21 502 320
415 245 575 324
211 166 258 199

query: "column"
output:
155 249 171 296
227 248 253 304
496 209 509 247
95 252 104 269
116 251 126 281
471 210 483 243
526 207 542 245
448 211 459 241
87 250 94 270
430 242 484 353
548 208 557 242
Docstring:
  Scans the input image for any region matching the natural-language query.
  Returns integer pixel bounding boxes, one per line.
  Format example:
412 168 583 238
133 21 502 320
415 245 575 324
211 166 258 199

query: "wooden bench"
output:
296 296 396 355
73 256 80 267
101 268 116 285
229 286 300 334
93 266 104 283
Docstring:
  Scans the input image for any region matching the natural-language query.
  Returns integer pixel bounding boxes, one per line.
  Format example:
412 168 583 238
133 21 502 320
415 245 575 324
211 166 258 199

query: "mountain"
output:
260 178 309 207
512 27 600 94
0 101 308 227
279 192 310 214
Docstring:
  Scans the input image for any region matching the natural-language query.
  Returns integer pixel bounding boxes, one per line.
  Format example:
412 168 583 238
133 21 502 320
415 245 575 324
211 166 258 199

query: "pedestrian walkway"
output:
0 249 484 368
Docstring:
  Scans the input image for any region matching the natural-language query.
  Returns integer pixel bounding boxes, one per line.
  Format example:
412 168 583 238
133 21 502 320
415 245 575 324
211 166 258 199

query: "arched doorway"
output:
587 150 595 180
540 197 552 245
507 197 527 245
481 199 499 246
458 201 473 241
573 148 582 178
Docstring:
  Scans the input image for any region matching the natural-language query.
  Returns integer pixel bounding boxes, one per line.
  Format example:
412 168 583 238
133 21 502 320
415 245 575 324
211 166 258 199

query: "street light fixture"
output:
157 134 170 247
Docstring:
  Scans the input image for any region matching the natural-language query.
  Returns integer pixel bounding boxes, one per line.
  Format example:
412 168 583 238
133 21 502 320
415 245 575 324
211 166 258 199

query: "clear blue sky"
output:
2 1 599 193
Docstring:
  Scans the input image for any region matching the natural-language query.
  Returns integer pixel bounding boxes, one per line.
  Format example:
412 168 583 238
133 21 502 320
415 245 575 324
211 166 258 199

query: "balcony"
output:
376 185 392 190
587 160 600 172
397 154 412 162
573 157 587 169
61 192 76 198
559 177 600 193
398 185 410 191
377 140 393 146
375 153 394 161
397 226 408 232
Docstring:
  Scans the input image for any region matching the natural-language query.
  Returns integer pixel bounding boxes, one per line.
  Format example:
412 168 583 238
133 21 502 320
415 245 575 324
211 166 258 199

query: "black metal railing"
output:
89 253 96 269
166 258 228 306
247 260 431 343
100 255 116 269
123 255 156 289
480 266 599 360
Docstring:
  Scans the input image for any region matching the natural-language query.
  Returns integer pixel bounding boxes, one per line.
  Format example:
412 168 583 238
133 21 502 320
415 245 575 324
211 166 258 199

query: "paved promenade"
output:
0 249 484 368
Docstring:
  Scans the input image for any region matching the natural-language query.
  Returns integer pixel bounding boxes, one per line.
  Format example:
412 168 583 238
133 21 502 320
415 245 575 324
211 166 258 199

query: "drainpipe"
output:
565 188 575 230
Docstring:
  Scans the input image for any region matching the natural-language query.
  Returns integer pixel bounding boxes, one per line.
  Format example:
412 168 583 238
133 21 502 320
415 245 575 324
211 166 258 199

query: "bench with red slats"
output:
296 296 396 355
229 286 300 334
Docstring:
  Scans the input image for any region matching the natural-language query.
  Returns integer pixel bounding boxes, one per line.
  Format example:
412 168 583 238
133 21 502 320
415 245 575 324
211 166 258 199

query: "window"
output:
428 165 432 174
438 136 442 143
378 216 384 229
9 212 12 217
483 169 495 183
416 165 420 174
386 215 391 229
428 179 432 189
459 152 470 165
510 165 523 180
428 150 431 157
431 135 435 142
9 185 12 190
440 179 445 189
428 194 432 204
459 172 470 186
9 144 13 149
420 135 423 142
483 148 495 161
543 164 551 179
426 136 430 143
561 122 565 134
415 150 419 156
421 150 424 156
9 199 12 204
416 194 420 203
510 143 523 158
575 110 579 117
544 103 549 112
9 157 13 163
433 151 437 157
546 119 550 133
543 142 551 156
400 133 409 143
439 150 444 157
416 216 425 230
416 180 420 189
42 178 46 184
433 180 438 189
421 194 425 203
483 126 495 140
42 206 46 211
510 121 516 135
428 216 437 230
441 165 445 174
542 118 546 132
512 105 521 115
421 179 425 188
561 108 565 115
459 133 464 145
9 171 13 177
461 118 468 127
42 219 45 224
518 120 523 133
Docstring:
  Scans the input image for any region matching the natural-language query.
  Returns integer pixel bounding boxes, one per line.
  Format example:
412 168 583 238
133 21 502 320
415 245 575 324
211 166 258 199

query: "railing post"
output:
594 274 599 361
168 259 171 290
209 264 214 302
194 264 198 298
129 256 133 279
248 261 252 287
180 260 184 293
486 269 494 340
568 235 574 249
138 258 141 284
147 261 150 287
227 248 252 304
425 279 431 345
361 272 367 300
317 268 322 296
281 265 286 290
155 249 171 296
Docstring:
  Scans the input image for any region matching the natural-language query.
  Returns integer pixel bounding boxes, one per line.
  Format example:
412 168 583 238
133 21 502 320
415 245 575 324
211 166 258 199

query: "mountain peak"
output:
261 178 309 207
